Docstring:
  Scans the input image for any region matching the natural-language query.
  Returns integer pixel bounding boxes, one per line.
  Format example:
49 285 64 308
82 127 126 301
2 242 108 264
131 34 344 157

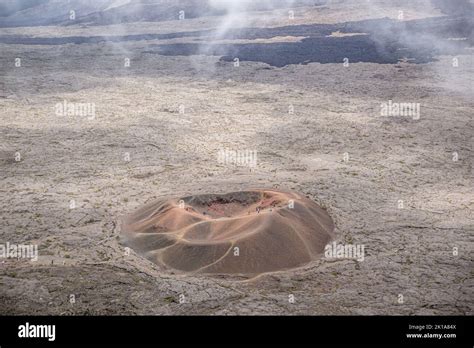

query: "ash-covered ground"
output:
0 0 473 315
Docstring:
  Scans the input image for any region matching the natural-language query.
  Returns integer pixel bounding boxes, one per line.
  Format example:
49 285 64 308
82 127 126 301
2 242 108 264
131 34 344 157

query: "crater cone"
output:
121 189 335 277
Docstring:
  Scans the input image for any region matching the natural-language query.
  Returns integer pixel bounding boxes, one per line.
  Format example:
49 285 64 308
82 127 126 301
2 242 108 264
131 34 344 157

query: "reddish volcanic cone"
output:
121 189 335 277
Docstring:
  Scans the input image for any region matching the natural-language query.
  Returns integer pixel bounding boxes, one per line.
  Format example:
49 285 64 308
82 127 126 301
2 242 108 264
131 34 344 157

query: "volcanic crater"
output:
121 189 335 277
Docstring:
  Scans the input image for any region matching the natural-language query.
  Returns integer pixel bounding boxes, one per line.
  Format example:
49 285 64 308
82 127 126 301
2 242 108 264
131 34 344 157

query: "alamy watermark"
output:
217 148 257 168
380 100 420 120
18 322 55 341
0 242 38 261
55 100 95 120
325 241 365 262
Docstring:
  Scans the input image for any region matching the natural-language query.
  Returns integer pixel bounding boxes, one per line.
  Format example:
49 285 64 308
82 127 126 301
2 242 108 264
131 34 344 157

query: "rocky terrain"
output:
0 0 473 315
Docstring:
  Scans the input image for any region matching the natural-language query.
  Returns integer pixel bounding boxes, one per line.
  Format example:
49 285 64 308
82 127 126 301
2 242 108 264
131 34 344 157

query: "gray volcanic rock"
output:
0 0 325 27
